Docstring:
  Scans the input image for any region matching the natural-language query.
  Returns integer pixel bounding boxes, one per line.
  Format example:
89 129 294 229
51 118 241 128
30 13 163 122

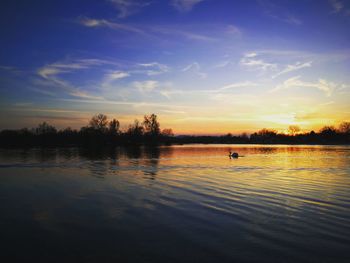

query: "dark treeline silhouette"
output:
0 114 173 147
0 114 349 147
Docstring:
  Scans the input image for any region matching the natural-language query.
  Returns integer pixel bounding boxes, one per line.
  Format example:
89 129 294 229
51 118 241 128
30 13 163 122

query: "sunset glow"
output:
0 0 349 134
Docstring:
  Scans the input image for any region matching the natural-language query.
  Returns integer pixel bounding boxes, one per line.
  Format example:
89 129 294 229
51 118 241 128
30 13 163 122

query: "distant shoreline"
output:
1 140 349 149
1 115 349 147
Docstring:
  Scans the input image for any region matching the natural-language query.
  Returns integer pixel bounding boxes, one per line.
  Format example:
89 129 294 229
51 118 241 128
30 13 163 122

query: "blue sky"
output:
0 0 349 134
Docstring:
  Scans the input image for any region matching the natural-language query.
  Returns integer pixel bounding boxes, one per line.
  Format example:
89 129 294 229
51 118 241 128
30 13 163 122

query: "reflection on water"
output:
0 145 349 263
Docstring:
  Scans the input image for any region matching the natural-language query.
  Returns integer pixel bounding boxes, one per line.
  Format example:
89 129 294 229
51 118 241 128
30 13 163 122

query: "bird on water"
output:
229 151 239 158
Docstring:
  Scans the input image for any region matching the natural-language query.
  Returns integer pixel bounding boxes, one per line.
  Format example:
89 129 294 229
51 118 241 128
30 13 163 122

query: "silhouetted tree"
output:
109 119 120 135
60 127 74 134
161 128 174 137
240 132 249 139
320 126 337 136
1 113 350 146
127 119 144 137
257 128 277 137
18 128 31 136
339 122 350 134
288 125 300 136
250 128 278 143
89 113 108 132
35 122 57 135
143 114 160 136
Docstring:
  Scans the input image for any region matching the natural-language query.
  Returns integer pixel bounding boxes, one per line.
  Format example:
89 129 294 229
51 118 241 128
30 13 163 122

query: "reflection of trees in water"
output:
0 148 31 163
78 147 120 178
256 147 278 154
120 146 162 179
158 146 174 159
57 148 79 161
124 146 142 159
78 147 118 161
142 146 160 179
32 148 57 162
77 146 166 179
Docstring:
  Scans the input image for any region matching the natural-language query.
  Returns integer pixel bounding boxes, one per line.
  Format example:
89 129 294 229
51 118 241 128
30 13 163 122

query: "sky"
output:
0 0 349 134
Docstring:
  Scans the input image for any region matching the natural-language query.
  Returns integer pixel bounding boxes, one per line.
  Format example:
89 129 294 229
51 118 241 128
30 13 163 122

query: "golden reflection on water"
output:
0 145 350 262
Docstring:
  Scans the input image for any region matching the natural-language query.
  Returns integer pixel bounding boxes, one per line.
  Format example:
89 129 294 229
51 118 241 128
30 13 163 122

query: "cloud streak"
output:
219 81 257 91
108 0 151 18
171 0 204 12
79 17 217 42
272 61 312 78
79 17 145 34
38 59 113 79
329 0 344 13
137 62 169 76
134 80 159 93
105 71 130 81
270 76 338 97
240 53 277 71
37 59 108 100
182 62 207 78
258 0 302 25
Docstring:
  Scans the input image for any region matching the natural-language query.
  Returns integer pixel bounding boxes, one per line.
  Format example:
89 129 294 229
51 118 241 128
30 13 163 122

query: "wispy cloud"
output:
29 87 57 97
272 61 312 78
219 81 257 91
38 59 112 79
37 59 107 99
329 0 344 13
79 17 217 42
240 53 277 71
108 0 151 18
152 26 218 42
171 0 204 12
13 102 34 107
258 0 302 25
284 15 302 26
245 52 258 58
318 101 335 107
69 90 104 100
270 76 338 97
79 17 145 34
0 65 16 71
133 80 159 93
59 98 195 110
214 60 234 68
157 81 257 100
0 65 22 74
161 109 187 114
179 30 217 41
101 70 130 89
137 62 169 75
329 0 350 15
104 71 130 81
226 24 242 36
182 62 207 78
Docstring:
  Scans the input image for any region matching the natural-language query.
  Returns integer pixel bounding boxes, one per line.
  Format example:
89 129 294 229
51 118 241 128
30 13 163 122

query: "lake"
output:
0 145 349 262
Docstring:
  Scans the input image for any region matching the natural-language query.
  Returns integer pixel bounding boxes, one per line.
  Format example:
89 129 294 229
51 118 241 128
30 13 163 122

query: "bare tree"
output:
257 128 277 137
339 122 350 134
288 125 301 136
143 114 160 136
36 122 57 135
109 119 120 135
320 126 337 136
89 114 108 131
161 128 174 137
127 119 144 136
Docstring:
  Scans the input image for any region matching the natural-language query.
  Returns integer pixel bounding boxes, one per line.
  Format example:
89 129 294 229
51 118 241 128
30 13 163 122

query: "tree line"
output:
0 113 174 147
0 113 349 147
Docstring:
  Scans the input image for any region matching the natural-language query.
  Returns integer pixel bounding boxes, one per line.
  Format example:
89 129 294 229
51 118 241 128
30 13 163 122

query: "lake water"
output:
0 145 349 262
